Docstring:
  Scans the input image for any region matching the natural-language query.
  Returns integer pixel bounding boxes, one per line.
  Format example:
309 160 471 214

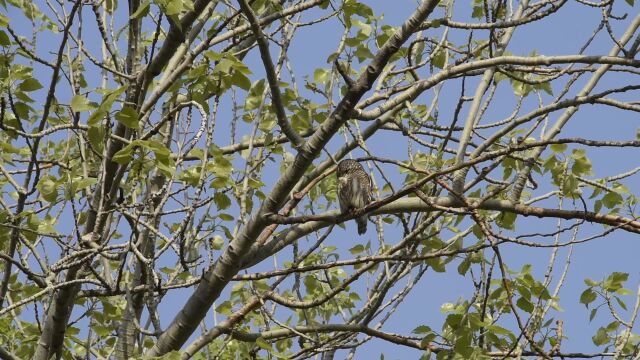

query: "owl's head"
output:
336 159 363 177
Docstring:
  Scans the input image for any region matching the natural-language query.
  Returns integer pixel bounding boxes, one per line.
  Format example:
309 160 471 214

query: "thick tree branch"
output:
207 323 618 358
145 0 212 77
147 1 441 355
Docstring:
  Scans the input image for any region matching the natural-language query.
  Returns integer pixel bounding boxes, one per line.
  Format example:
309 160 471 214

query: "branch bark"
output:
198 322 618 358
147 1 442 355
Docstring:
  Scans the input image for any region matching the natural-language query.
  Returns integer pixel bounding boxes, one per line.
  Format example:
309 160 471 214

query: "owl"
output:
336 159 373 235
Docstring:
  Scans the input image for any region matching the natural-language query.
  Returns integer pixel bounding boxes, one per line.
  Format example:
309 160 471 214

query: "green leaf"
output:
496 211 516 230
571 149 593 176
550 143 567 153
18 78 42 92
511 79 532 97
561 174 579 198
215 301 232 315
158 0 191 16
244 79 265 111
13 102 30 119
420 333 436 349
355 44 373 61
214 192 231 210
204 50 224 61
0 14 9 27
314 68 329 84
36 176 58 202
112 139 175 175
218 213 233 221
291 112 311 132
472 3 484 19
431 48 446 69
516 297 534 313
87 125 105 153
230 71 251 90
92 325 112 337
115 106 139 129
304 276 318 292
68 177 98 197
412 325 433 334
537 81 553 95
453 330 472 357
603 272 628 292
594 199 603 213
210 176 229 189
87 109 107 127
146 140 175 176
426 257 446 272
105 0 118 13
258 113 276 131
584 278 599 286
592 327 610 346
0 30 9 46
0 142 20 154
457 257 471 275
605 320 619 332
615 296 627 311
178 167 200 187
579 288 597 307
625 0 634 6
349 244 365 255
601 192 623 209
255 337 272 351
207 155 233 177
210 235 224 250
486 324 515 339
89 86 127 125
112 143 136 164
70 95 95 112
616 287 633 296
352 18 371 36
130 0 150 19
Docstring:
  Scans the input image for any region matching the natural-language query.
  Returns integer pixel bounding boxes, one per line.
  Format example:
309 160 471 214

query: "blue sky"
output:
260 1 640 357
4 0 640 358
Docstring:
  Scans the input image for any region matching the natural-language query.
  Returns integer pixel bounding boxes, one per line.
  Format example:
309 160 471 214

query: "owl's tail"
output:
356 216 367 235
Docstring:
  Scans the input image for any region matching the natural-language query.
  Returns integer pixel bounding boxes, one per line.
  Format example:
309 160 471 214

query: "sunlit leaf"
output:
70 94 95 112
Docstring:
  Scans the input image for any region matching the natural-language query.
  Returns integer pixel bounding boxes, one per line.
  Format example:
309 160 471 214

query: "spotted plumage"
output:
336 159 373 235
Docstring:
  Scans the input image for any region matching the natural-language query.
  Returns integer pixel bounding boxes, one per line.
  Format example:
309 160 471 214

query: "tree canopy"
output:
0 0 639 359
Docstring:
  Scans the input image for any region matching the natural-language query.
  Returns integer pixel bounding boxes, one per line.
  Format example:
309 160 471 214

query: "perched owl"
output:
336 159 373 235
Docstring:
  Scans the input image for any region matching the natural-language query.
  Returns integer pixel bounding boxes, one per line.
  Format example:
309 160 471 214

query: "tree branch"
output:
354 55 640 120
206 323 618 358
265 196 640 232
509 14 640 202
147 1 442 355
237 0 305 148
